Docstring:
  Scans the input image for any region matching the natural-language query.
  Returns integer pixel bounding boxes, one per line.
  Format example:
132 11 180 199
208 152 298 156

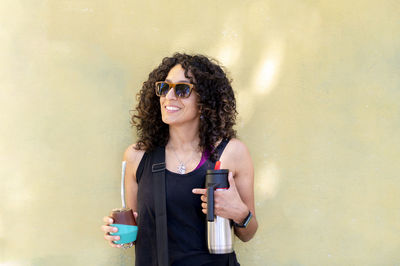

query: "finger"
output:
192 188 207 195
228 172 235 189
202 208 207 214
201 202 207 209
106 237 123 248
103 216 114 224
104 233 120 242
101 225 118 234
200 195 207 202
214 203 222 212
110 242 123 248
133 212 138 219
102 225 118 233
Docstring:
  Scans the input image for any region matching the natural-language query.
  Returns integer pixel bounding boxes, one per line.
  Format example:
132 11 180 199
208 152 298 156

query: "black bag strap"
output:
151 146 169 266
229 253 234 266
228 252 239 266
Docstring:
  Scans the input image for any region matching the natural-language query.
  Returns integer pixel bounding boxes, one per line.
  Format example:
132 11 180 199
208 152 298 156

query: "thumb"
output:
228 172 236 189
133 211 138 219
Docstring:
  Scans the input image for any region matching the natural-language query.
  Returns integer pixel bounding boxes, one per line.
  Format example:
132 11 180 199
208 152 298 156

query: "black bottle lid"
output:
206 169 229 189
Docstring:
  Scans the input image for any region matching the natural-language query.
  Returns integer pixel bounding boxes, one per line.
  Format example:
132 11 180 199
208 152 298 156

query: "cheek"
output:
188 102 200 116
187 96 200 114
160 98 166 113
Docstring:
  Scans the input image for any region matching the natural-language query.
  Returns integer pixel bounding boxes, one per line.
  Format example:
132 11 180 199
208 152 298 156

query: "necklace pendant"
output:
177 163 186 174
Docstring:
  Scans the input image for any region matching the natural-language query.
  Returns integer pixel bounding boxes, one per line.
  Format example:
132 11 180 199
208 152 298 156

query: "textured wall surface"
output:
1 0 399 265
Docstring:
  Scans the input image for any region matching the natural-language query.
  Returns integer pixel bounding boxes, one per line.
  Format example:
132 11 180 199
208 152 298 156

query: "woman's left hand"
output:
192 172 249 224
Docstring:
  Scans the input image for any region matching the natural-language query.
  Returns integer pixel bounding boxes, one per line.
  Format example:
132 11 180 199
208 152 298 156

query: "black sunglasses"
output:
155 81 194 98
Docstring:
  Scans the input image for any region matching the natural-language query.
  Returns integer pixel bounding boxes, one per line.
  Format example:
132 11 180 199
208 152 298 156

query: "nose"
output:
165 85 177 100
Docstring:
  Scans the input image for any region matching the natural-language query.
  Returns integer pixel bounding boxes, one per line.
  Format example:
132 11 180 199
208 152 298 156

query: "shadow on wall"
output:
206 25 285 206
230 39 285 204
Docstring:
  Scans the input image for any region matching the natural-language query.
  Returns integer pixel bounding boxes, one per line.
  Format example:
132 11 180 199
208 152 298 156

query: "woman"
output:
101 53 258 265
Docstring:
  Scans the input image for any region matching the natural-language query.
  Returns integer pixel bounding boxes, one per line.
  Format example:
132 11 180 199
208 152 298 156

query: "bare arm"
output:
101 144 144 247
123 144 145 212
193 138 258 242
224 139 258 242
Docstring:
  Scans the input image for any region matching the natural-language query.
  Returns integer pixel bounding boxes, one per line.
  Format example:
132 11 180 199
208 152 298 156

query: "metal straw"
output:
121 161 127 208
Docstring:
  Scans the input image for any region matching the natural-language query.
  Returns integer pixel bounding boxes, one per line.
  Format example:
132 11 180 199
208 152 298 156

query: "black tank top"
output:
135 139 240 266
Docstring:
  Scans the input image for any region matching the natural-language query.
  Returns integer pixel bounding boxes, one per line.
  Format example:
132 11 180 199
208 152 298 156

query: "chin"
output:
161 113 199 126
161 116 177 125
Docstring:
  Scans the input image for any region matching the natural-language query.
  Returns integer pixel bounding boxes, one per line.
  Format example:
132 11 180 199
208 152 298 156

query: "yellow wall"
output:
1 1 399 265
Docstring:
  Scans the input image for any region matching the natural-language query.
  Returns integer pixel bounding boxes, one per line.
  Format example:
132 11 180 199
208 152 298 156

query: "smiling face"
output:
160 64 200 126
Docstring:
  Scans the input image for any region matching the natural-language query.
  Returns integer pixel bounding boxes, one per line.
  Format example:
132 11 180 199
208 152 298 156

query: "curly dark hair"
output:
131 52 237 161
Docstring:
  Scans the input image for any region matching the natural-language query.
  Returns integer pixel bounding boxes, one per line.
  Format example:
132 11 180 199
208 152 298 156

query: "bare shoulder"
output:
221 138 253 174
225 138 251 159
123 144 146 172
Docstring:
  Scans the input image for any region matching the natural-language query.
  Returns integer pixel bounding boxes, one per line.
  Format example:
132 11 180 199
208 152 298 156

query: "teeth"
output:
166 106 180 111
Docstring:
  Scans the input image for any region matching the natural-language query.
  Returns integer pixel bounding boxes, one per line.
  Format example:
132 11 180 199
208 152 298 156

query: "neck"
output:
167 123 200 152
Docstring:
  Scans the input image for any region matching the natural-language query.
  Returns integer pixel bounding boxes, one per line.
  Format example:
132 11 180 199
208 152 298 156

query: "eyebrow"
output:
165 78 190 83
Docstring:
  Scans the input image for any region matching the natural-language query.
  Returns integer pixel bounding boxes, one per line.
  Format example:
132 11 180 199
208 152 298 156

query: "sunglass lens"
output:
175 84 191 98
157 82 171 96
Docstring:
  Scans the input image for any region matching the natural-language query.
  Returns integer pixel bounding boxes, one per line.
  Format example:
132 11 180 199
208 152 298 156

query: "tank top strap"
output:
213 138 230 162
136 151 149 184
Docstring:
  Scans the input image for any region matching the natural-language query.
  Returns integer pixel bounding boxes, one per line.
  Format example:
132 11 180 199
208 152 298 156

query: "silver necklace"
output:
170 146 197 174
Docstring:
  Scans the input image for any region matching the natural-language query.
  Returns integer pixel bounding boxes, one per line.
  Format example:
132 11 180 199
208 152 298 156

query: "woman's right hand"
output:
101 216 123 248
101 212 139 248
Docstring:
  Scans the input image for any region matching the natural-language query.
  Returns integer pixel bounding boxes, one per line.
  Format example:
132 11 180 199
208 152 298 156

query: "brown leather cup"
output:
111 208 137 226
